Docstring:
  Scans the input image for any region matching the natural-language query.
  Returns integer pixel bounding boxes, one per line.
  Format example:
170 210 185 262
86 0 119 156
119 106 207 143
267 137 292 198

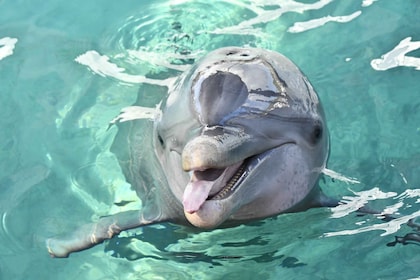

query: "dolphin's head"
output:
156 47 328 228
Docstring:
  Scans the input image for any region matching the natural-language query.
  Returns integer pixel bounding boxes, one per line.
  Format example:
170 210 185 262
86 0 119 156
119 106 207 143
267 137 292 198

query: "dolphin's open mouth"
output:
179 120 295 223
210 163 247 200
181 149 272 215
182 160 250 214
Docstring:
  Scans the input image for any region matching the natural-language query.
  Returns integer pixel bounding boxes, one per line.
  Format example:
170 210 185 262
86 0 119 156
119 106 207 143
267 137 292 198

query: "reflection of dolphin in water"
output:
47 47 338 258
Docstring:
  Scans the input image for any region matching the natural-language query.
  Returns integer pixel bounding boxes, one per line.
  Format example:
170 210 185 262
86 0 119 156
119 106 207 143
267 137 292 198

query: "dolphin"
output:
46 47 337 258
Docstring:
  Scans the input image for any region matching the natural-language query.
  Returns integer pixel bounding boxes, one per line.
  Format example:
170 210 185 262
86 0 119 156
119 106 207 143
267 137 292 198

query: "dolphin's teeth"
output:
211 163 247 200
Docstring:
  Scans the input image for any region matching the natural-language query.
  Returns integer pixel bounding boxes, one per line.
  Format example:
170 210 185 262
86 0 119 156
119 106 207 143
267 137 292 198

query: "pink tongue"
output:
183 180 214 214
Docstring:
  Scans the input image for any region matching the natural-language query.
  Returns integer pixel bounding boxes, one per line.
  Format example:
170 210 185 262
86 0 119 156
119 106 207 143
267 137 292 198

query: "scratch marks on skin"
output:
107 223 122 238
90 234 98 245
371 37 420 71
89 223 100 244
89 222 122 245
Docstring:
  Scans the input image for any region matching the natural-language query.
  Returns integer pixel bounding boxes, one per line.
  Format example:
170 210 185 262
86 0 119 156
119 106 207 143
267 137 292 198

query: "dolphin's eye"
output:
311 124 323 143
157 133 165 148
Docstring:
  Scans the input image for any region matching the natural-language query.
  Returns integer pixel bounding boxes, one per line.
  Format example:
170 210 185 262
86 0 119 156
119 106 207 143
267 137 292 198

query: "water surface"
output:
0 0 419 279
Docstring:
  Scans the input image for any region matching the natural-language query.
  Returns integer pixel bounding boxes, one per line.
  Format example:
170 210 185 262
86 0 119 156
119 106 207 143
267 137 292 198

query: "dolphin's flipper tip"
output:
46 210 149 257
46 238 70 258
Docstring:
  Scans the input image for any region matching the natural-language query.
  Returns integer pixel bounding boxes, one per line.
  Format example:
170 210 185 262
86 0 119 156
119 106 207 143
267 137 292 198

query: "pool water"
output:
0 0 419 279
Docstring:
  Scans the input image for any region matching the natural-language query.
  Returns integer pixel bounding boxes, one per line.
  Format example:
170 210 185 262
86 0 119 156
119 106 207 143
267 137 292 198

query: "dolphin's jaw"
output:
209 161 248 200
182 161 244 214
182 151 268 228
184 156 253 229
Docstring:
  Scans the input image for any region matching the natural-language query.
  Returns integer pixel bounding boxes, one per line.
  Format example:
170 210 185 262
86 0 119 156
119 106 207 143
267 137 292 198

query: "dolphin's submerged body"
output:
47 47 337 258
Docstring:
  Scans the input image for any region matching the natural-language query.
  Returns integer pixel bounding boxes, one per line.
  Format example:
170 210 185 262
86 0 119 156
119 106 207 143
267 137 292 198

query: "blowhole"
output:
226 51 237 56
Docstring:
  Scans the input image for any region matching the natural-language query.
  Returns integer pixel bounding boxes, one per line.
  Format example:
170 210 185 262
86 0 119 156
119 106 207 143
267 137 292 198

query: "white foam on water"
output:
324 209 420 237
0 37 18 61
371 37 420 71
127 49 199 72
330 187 398 219
322 168 361 184
209 0 334 35
75 50 175 86
109 106 160 124
325 187 420 237
361 0 378 7
288 11 362 33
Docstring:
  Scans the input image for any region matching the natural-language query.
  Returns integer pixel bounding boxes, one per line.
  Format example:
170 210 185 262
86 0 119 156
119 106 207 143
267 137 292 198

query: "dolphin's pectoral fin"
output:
46 209 165 258
286 185 339 213
310 187 340 209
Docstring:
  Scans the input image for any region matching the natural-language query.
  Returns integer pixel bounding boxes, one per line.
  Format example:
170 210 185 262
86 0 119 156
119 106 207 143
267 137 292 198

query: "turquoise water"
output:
0 0 419 279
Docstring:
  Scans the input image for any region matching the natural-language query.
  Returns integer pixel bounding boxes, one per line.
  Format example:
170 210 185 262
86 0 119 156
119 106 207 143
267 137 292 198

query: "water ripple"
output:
75 50 175 86
324 209 420 237
325 187 420 237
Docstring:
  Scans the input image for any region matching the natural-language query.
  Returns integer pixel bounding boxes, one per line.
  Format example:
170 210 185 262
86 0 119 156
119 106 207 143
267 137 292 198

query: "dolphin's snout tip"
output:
181 149 209 171
181 153 198 171
182 137 220 171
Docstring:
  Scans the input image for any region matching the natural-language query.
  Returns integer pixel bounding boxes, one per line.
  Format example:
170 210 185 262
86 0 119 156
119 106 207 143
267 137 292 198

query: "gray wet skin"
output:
46 47 331 258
